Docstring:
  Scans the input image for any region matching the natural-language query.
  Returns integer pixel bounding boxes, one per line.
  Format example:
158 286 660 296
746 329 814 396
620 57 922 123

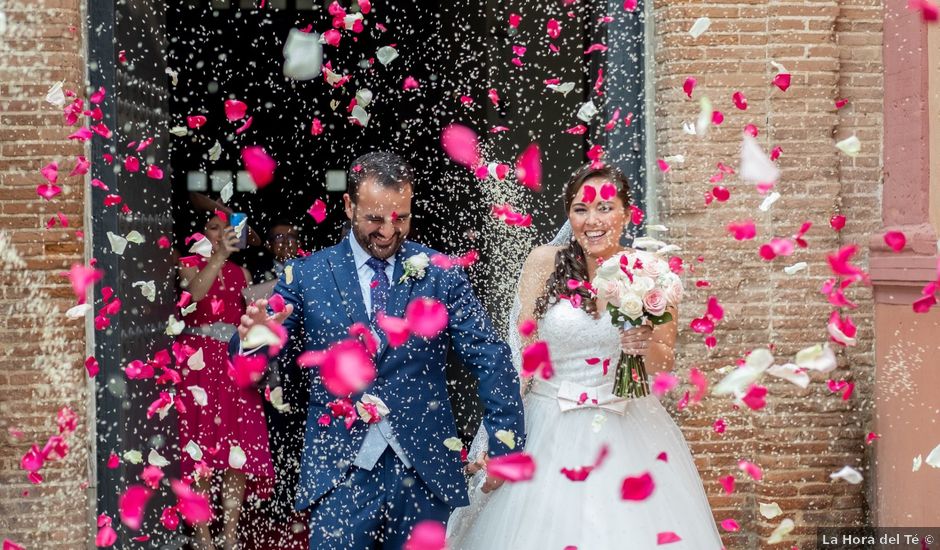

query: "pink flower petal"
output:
713 417 726 434
36 183 62 200
308 199 327 223
682 76 696 98
124 156 140 173
377 312 411 347
89 86 107 105
487 452 536 482
3 539 26 550
297 339 376 396
720 518 740 532
712 186 730 202
546 18 561 40
719 475 735 494
404 520 446 550
515 143 542 191
884 230 906 252
773 72 791 91
651 372 678 397
224 99 248 122
711 110 724 125
41 161 59 184
68 127 93 141
146 164 164 180
228 353 268 388
186 115 207 129
732 91 748 110
85 356 99 377
440 123 480 169
657 532 682 545
321 28 341 47
521 340 553 378
311 117 324 135
402 76 420 90
600 182 617 201
160 506 180 531
171 479 213 525
96 523 117 547
738 459 763 481
235 115 254 134
140 465 164 489
742 384 768 410
69 156 90 177
727 219 756 240
509 13 521 27
621 471 655 501
405 297 448 339
119 485 152 530
68 263 103 304
241 146 276 188
913 293 937 313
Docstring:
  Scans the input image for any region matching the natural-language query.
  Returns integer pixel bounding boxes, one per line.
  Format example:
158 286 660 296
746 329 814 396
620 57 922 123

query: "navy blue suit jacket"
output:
231 238 525 510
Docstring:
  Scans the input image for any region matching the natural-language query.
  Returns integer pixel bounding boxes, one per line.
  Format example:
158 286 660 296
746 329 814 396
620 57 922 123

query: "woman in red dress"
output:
176 214 274 550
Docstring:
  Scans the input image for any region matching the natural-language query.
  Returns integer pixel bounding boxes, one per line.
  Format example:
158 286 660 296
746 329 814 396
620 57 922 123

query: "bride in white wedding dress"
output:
447 163 725 550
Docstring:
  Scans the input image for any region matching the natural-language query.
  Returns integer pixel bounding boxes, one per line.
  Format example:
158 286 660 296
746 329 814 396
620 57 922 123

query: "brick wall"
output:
651 1 882 548
0 0 92 548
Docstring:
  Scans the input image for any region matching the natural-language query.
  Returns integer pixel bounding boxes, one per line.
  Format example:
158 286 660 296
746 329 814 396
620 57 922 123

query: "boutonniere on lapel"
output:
356 394 390 424
398 252 430 284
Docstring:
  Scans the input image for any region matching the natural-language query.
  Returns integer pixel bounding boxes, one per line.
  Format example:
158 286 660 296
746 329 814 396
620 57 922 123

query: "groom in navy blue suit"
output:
231 151 525 548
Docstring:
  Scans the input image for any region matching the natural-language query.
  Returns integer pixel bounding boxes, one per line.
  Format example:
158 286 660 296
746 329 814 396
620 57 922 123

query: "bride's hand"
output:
466 454 506 493
620 325 653 356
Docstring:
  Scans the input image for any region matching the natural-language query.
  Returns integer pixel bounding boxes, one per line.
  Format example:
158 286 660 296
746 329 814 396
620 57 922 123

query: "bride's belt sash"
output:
529 379 628 416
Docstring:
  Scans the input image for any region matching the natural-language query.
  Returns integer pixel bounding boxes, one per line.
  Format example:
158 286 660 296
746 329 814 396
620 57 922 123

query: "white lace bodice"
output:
537 301 621 387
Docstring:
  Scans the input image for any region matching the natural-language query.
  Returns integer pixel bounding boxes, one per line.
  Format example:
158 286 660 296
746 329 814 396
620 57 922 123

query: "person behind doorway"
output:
253 220 300 283
176 213 275 550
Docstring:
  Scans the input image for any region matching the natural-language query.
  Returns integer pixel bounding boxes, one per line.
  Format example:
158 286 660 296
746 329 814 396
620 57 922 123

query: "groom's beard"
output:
352 224 407 260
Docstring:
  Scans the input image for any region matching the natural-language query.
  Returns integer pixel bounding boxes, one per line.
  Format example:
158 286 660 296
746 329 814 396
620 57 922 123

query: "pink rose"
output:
642 288 668 317
662 274 684 306
639 254 665 279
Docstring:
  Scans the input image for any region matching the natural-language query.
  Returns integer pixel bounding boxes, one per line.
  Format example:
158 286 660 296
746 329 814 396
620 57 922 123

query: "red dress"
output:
177 259 274 499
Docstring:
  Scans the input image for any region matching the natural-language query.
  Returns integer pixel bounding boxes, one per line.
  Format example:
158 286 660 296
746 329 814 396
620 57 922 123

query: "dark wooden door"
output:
88 0 178 546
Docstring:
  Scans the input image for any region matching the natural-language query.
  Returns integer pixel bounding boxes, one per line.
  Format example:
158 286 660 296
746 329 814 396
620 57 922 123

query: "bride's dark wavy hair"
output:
533 163 632 320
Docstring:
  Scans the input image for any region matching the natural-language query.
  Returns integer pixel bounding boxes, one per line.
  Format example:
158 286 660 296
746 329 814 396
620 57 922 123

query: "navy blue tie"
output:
366 256 390 318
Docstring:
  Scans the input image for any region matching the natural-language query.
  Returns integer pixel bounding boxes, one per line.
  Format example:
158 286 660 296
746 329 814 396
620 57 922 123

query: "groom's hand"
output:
468 454 506 494
238 298 294 341
481 473 505 494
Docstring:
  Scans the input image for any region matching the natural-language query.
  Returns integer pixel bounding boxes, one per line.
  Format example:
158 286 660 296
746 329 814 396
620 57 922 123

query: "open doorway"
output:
89 0 647 546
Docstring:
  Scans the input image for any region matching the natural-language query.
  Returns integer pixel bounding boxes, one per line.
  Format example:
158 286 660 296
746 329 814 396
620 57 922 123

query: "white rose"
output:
661 273 684 305
594 254 622 280
408 253 430 271
619 292 644 321
631 275 655 295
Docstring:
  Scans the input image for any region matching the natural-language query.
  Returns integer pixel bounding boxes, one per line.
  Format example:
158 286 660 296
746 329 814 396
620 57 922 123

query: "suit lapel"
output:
327 240 371 328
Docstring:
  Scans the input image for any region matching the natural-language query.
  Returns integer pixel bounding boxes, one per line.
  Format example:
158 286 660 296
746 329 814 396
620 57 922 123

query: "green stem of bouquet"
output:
612 352 650 398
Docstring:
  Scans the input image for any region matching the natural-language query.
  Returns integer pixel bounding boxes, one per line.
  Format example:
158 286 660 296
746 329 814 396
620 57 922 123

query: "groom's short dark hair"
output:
348 151 415 203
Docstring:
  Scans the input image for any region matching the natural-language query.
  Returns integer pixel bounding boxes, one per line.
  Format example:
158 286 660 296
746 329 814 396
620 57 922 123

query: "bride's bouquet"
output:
591 251 683 398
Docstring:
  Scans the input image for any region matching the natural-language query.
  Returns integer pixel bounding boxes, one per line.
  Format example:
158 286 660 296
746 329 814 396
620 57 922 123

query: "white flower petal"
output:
184 440 203 461
444 437 464 451
829 465 863 484
350 105 370 127
165 315 185 336
165 67 179 87
713 364 767 396
355 89 373 108
181 303 198 317
108 231 128 255
827 321 857 346
123 450 143 464
66 303 93 319
767 518 794 544
759 502 783 519
209 141 223 162
925 443 940 468
770 60 788 73
269 386 290 412
746 348 775 370
148 449 170 467
759 192 781 212
740 134 781 185
913 454 923 472
783 262 808 275
688 17 711 38
682 121 696 135
495 430 516 450
228 446 246 469
285 265 294 284
188 237 213 258
169 126 189 137
125 230 145 244
243 324 280 349
767 363 810 389
546 82 575 96
576 100 598 122
835 135 861 157
591 413 606 433
794 344 837 373
187 385 208 406
187 348 205 371
220 180 233 203
376 46 399 66
282 28 323 81
46 81 66 107
695 96 712 137
132 280 156 302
